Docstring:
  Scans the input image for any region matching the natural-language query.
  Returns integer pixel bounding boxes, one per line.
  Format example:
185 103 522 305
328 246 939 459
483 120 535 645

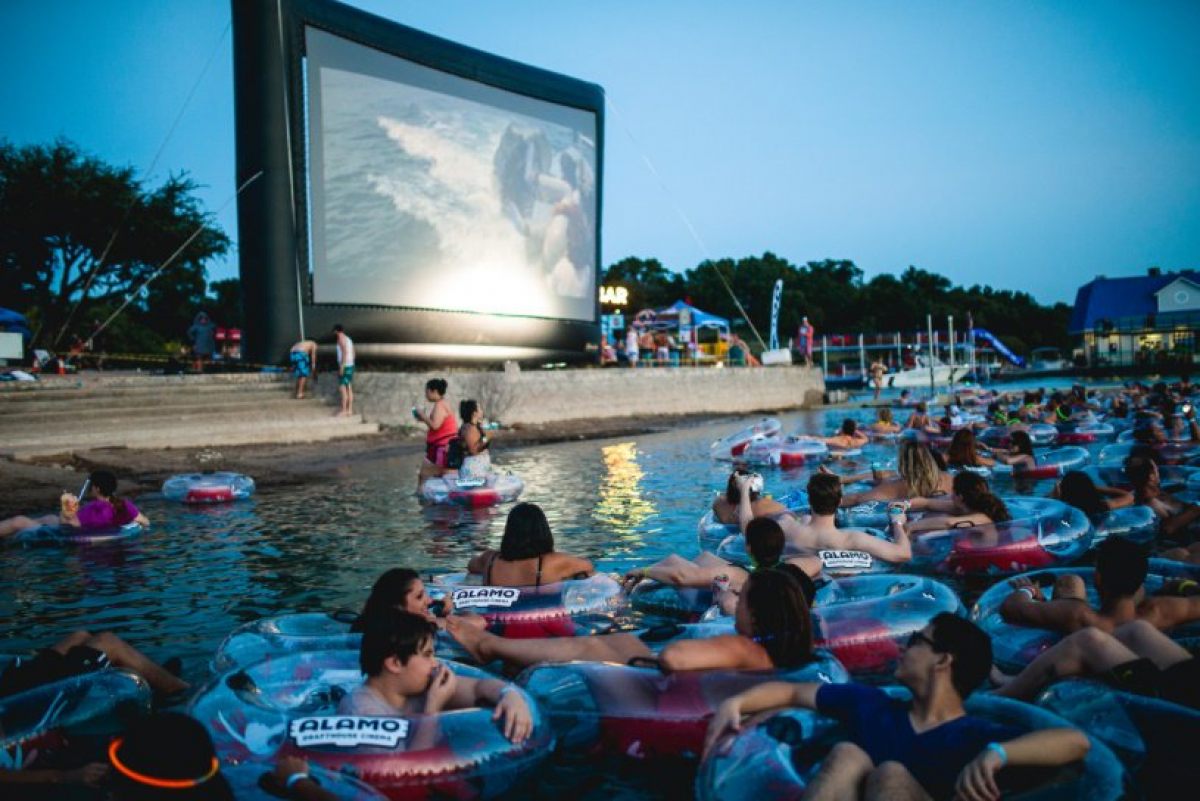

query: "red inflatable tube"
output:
1056 432 1096 445
943 536 1057 576
186 486 235 503
779 451 808 468
817 620 902 675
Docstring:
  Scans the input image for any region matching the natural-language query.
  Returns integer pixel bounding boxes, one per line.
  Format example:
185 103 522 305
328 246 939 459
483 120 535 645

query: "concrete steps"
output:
0 373 379 459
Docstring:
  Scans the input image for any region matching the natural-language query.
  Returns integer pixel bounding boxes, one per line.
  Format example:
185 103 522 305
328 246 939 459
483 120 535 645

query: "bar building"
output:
1071 268 1200 367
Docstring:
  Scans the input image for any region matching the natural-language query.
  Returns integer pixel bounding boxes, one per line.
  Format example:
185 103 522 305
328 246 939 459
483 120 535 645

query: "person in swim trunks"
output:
337 609 532 743
0 629 188 699
706 614 1090 801
333 324 354 417
289 339 317 399
994 618 1200 710
1000 537 1200 634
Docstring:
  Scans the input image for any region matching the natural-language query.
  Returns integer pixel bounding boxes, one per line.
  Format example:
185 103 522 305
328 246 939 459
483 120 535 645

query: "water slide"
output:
972 328 1026 367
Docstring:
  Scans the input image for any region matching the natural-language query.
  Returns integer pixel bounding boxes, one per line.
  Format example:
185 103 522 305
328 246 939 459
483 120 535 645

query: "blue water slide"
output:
972 328 1026 367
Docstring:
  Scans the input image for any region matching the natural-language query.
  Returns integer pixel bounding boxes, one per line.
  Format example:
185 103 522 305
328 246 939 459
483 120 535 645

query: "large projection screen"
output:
231 0 604 363
306 29 598 322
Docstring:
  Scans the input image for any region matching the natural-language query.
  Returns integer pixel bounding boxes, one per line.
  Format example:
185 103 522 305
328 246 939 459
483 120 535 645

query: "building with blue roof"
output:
1071 268 1200 367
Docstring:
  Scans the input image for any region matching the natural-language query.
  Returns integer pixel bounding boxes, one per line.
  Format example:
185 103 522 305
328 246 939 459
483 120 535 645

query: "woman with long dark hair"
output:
446 565 816 673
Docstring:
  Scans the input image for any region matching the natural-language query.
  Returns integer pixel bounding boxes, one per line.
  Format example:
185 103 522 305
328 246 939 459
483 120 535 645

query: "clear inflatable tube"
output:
11 520 143 546
739 435 829 468
979 423 1059 448
213 613 479 673
1037 678 1200 795
430 573 625 638
697 687 1127 801
1 669 151 762
162 471 256 503
709 418 782 461
517 650 850 759
1056 420 1116 445
990 446 1090 480
190 651 553 800
419 474 524 508
1090 505 1158 546
910 497 1092 577
972 561 1200 674
696 574 964 677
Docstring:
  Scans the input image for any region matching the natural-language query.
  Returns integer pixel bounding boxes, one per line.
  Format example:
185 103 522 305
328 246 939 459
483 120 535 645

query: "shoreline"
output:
0 411 736 518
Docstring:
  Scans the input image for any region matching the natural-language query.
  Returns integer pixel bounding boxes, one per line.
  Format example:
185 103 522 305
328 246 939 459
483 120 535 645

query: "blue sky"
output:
2 0 1198 305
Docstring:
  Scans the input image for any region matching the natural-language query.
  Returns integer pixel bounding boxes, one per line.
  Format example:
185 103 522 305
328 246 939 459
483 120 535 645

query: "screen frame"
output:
232 0 603 363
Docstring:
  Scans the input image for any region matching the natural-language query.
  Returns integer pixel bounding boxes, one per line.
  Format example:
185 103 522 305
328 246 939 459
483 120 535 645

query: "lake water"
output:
0 389 1127 798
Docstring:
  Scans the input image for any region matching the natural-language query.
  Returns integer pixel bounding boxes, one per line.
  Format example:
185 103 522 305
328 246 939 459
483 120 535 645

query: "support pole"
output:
948 315 955 389
927 315 936 396
859 333 866 388
822 335 829 377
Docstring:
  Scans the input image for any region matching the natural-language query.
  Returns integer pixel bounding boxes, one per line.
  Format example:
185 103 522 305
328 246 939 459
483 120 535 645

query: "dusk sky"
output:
2 0 1198 306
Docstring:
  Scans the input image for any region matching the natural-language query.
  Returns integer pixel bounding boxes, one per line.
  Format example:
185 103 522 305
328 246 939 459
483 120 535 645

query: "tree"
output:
206 277 244 330
602 256 685 312
0 139 229 352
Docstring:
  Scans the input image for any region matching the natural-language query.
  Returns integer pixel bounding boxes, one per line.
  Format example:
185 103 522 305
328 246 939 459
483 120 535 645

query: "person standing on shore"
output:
625 326 639 368
289 339 318 399
333 324 355 417
797 316 814 368
187 311 216 372
870 359 887 399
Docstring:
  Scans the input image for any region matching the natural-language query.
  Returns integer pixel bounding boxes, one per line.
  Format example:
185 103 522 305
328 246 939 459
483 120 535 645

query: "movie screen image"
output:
305 28 598 322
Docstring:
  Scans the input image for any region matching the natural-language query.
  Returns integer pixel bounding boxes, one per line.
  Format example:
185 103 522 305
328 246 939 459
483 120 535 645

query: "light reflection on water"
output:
0 400 1115 798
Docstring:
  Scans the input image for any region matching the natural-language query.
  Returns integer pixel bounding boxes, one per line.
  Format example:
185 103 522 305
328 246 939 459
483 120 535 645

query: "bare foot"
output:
445 615 493 663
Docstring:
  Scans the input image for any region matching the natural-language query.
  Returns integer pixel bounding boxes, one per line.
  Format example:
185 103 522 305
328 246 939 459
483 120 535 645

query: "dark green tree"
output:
0 139 229 352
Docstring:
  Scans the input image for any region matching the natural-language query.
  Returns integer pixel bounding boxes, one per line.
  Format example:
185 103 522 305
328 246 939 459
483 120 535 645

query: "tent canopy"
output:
0 307 32 341
649 300 730 332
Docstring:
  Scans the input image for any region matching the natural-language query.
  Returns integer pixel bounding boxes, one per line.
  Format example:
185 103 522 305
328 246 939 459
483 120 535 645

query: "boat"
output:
1028 347 1070 372
886 355 969 388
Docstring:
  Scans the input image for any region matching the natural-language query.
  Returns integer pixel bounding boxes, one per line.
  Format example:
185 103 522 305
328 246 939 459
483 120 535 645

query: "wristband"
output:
498 685 517 699
985 742 1008 766
1017 587 1036 601
285 772 312 790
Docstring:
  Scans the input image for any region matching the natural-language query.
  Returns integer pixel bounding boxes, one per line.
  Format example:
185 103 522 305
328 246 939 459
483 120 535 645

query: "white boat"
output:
887 355 969 388
1028 347 1069 372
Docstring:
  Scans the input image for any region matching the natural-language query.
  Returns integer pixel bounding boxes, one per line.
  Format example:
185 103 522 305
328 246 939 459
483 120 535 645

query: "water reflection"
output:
593 442 656 544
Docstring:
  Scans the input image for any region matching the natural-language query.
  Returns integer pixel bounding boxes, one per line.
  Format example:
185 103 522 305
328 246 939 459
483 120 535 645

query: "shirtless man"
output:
740 472 913 571
289 339 317 399
1000 537 1200 635
332 324 355 417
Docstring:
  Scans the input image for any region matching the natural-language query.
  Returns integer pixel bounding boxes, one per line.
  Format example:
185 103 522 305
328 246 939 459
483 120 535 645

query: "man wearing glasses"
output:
705 614 1089 801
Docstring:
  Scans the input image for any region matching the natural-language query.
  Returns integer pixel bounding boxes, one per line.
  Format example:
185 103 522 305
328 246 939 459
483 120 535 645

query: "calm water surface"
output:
0 388 1117 798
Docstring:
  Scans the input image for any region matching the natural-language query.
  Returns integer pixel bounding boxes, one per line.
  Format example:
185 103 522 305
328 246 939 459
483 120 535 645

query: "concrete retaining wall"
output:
318 366 826 427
